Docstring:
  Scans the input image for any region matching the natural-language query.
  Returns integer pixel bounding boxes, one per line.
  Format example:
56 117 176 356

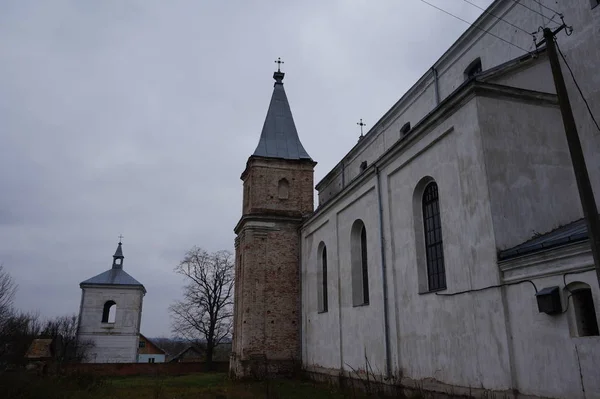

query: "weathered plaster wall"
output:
500 243 600 398
303 97 513 391
78 286 144 363
478 96 581 251
316 0 600 208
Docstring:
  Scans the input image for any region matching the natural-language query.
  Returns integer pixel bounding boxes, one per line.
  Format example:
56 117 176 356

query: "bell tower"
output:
230 61 316 377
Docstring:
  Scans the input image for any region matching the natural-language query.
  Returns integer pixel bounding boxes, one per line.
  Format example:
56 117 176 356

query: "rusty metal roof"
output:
25 339 53 359
252 71 312 160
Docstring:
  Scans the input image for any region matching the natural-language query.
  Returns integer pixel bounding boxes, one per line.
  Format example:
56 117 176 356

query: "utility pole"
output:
539 26 600 287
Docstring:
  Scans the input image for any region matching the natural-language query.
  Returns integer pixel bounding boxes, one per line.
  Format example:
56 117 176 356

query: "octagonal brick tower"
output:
230 66 316 377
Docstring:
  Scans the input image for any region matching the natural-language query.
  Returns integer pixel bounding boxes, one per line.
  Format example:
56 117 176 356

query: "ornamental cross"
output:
118 234 124 243
357 119 366 137
274 57 284 72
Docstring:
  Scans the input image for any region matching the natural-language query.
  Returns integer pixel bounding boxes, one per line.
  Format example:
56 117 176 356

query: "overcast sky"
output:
0 0 492 337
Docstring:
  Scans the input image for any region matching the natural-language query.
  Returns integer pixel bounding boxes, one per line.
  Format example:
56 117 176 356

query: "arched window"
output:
351 220 369 306
422 182 446 291
464 57 482 80
102 300 117 323
278 178 289 199
566 282 599 337
317 242 328 313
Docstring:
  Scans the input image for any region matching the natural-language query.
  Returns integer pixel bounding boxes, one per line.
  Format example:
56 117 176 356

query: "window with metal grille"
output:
422 182 446 291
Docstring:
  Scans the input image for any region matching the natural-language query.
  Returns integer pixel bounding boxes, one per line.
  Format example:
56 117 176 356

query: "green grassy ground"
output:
2 372 360 399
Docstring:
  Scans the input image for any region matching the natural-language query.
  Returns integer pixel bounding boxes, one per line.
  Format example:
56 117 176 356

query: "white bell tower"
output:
77 239 146 363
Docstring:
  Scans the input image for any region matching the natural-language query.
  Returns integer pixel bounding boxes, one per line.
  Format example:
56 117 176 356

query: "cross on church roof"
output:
118 234 124 244
274 57 284 72
357 119 366 137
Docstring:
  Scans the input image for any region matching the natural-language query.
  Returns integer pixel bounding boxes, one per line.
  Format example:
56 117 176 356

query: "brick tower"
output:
230 63 316 378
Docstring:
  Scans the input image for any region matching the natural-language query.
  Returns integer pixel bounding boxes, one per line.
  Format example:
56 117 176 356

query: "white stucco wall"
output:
302 1 600 396
77 286 144 363
316 0 600 208
302 84 599 397
500 243 600 398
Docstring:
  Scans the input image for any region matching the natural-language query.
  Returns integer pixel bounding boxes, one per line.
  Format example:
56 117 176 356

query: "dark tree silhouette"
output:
169 248 234 369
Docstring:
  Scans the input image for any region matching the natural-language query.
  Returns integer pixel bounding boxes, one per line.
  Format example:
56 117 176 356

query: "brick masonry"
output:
230 156 315 378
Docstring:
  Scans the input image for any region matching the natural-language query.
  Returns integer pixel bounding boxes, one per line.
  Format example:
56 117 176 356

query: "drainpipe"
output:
375 166 391 378
432 66 440 105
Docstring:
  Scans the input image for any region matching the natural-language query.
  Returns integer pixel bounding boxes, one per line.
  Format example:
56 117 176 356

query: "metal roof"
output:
498 218 589 260
80 268 145 288
252 71 312 160
80 241 145 291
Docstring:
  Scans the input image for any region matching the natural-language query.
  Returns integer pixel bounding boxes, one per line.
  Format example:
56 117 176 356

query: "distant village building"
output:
230 0 600 398
137 334 165 363
170 346 206 363
76 241 146 363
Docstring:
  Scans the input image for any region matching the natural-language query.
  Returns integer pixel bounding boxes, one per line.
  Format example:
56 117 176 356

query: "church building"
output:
231 0 600 398
77 241 145 363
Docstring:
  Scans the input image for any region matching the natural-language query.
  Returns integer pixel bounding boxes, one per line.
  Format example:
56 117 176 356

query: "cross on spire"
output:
118 234 124 244
274 57 284 72
357 119 366 137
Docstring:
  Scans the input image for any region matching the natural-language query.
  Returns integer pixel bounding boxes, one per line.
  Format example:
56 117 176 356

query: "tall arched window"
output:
278 178 289 199
351 220 369 306
423 182 446 291
102 300 117 323
317 242 328 313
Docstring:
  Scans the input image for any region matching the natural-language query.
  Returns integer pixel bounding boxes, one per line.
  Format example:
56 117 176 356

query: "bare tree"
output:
169 247 234 369
0 264 17 330
41 314 94 363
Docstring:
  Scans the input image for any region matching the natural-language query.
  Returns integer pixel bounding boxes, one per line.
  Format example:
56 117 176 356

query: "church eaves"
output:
252 68 312 161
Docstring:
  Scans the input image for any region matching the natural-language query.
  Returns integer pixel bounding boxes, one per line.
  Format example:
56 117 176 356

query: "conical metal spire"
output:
252 62 312 160
112 240 124 269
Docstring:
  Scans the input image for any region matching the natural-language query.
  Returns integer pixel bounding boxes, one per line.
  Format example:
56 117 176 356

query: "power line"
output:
511 0 559 25
462 0 532 37
556 40 600 133
531 0 561 16
419 0 532 54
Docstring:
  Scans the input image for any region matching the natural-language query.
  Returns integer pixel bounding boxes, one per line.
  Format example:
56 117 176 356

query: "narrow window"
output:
317 243 328 313
464 58 482 80
423 182 446 291
360 226 369 304
360 161 368 172
572 288 599 337
278 178 289 199
102 300 117 323
351 220 369 306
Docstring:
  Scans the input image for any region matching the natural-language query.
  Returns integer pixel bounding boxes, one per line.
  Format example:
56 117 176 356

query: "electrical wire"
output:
435 279 538 297
511 0 559 25
531 0 561 16
556 41 600 133
462 0 533 36
419 0 532 54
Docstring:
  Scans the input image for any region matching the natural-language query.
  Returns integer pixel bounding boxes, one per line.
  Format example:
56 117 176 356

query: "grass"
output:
2 372 360 399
